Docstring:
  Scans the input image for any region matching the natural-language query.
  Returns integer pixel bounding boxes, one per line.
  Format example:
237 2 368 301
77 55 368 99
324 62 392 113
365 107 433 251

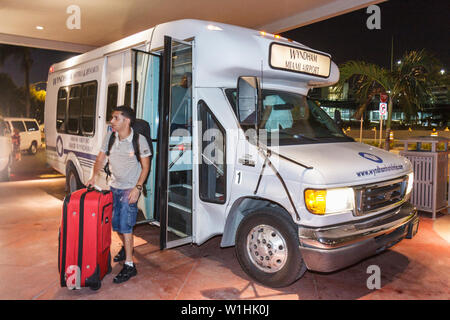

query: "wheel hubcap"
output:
246 224 288 273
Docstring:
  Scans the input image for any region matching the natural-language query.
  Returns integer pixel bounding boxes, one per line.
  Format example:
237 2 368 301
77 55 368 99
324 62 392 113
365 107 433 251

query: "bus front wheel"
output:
235 208 307 288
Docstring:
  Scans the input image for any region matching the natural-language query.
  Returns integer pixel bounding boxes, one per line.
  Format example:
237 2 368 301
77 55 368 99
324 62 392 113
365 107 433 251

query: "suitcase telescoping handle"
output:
86 184 110 195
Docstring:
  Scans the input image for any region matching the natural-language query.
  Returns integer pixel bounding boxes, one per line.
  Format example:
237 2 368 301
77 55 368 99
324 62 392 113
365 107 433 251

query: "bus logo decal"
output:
358 152 383 163
56 136 64 157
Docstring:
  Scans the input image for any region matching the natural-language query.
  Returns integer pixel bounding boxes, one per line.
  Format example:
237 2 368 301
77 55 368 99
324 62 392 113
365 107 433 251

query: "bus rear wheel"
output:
66 162 83 194
235 207 307 288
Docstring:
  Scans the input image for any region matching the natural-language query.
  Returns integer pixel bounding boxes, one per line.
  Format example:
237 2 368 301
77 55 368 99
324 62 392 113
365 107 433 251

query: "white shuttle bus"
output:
45 19 419 287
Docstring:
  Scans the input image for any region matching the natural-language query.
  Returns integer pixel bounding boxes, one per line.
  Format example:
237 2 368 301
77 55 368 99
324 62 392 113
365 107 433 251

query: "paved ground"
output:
0 148 449 300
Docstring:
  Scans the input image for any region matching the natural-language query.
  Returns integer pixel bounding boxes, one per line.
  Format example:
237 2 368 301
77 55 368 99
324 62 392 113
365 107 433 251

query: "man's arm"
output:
136 156 150 187
86 151 107 187
128 156 150 204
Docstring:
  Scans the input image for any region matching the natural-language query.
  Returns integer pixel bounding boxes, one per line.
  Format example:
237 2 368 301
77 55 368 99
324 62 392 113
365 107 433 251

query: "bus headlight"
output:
304 188 355 215
406 172 414 195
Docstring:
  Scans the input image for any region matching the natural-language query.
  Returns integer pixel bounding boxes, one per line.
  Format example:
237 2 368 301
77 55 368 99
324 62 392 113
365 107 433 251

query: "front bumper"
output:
298 202 419 273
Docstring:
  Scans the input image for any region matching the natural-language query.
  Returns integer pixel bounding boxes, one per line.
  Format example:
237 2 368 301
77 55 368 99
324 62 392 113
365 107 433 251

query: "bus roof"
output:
50 19 339 93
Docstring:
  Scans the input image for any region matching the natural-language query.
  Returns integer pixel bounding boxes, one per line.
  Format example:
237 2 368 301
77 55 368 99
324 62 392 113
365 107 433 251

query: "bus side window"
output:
198 100 226 204
56 88 68 133
67 86 81 134
80 81 97 135
106 83 118 122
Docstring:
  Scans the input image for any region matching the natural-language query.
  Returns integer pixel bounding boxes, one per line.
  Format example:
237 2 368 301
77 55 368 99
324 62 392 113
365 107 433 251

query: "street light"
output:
31 81 47 91
440 69 445 75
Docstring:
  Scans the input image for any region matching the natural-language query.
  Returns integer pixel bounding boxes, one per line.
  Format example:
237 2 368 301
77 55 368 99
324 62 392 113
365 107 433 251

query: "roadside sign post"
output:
379 102 387 147
360 115 363 142
380 93 390 150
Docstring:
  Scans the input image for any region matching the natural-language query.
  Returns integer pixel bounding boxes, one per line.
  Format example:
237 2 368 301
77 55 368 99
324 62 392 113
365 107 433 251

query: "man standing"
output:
87 106 151 284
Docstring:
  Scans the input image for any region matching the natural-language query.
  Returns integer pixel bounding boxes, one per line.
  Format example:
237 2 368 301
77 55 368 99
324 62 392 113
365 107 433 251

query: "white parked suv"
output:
4 117 42 155
0 116 13 181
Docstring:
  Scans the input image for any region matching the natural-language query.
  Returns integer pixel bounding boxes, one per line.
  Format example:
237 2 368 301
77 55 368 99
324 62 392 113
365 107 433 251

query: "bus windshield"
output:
226 89 353 146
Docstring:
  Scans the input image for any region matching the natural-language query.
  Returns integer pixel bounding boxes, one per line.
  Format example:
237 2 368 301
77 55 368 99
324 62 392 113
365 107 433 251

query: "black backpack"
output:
104 119 153 195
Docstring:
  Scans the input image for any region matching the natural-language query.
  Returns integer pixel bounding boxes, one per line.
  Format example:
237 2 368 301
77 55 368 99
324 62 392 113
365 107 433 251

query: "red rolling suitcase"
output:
58 187 113 290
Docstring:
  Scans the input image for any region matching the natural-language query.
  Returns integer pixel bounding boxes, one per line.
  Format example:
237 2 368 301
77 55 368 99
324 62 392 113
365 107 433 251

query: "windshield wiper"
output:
278 131 319 141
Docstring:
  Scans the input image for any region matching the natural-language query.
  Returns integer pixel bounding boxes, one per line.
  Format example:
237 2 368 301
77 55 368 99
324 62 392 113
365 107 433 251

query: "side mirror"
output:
334 109 343 128
237 76 261 126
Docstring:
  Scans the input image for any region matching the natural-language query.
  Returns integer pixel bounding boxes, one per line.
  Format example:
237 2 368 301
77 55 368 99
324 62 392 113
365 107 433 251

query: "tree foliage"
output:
0 72 46 122
0 44 33 117
337 50 445 126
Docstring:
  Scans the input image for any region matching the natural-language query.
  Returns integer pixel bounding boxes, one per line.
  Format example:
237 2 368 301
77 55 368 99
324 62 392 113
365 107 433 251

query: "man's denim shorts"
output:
110 187 138 234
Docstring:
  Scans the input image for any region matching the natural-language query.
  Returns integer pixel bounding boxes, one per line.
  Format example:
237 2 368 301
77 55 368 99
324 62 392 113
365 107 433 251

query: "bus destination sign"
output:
270 43 331 78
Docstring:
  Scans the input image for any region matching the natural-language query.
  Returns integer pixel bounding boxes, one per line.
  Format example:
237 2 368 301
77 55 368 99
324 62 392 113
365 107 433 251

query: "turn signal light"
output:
304 190 326 215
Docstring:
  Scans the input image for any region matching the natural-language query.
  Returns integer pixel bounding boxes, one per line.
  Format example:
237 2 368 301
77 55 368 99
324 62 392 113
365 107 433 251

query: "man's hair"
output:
112 105 136 126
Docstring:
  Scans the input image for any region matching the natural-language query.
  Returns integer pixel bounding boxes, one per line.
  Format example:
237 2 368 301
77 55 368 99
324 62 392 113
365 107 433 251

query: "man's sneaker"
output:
113 264 137 284
114 246 126 262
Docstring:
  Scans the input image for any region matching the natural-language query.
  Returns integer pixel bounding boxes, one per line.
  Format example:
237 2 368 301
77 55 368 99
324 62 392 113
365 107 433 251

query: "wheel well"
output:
220 197 295 248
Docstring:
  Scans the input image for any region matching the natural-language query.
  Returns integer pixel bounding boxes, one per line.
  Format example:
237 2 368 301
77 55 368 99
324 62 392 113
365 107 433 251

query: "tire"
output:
235 207 307 288
66 162 83 194
89 281 101 291
28 141 38 155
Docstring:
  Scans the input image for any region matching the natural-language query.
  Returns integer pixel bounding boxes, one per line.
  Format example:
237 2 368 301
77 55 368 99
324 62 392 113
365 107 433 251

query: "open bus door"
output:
132 48 160 224
133 36 193 250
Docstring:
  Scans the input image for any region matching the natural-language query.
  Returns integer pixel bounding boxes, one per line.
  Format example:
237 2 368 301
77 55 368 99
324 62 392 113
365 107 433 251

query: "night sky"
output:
0 47 76 89
0 0 448 88
282 0 449 69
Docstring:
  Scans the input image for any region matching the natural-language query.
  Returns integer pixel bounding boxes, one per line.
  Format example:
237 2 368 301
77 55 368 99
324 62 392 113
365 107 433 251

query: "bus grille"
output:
354 176 408 216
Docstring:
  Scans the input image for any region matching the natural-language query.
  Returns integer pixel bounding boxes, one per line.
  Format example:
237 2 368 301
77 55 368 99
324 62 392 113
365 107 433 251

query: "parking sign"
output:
379 102 387 120
379 102 387 115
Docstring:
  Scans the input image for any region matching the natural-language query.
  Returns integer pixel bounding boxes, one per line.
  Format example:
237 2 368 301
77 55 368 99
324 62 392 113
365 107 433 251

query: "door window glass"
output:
124 81 138 108
106 84 118 122
198 100 226 203
11 121 26 132
25 121 39 132
166 40 193 244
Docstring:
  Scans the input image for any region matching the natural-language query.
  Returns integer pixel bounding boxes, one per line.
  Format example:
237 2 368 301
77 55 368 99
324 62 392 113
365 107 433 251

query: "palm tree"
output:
0 73 19 117
337 49 443 150
0 44 33 118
